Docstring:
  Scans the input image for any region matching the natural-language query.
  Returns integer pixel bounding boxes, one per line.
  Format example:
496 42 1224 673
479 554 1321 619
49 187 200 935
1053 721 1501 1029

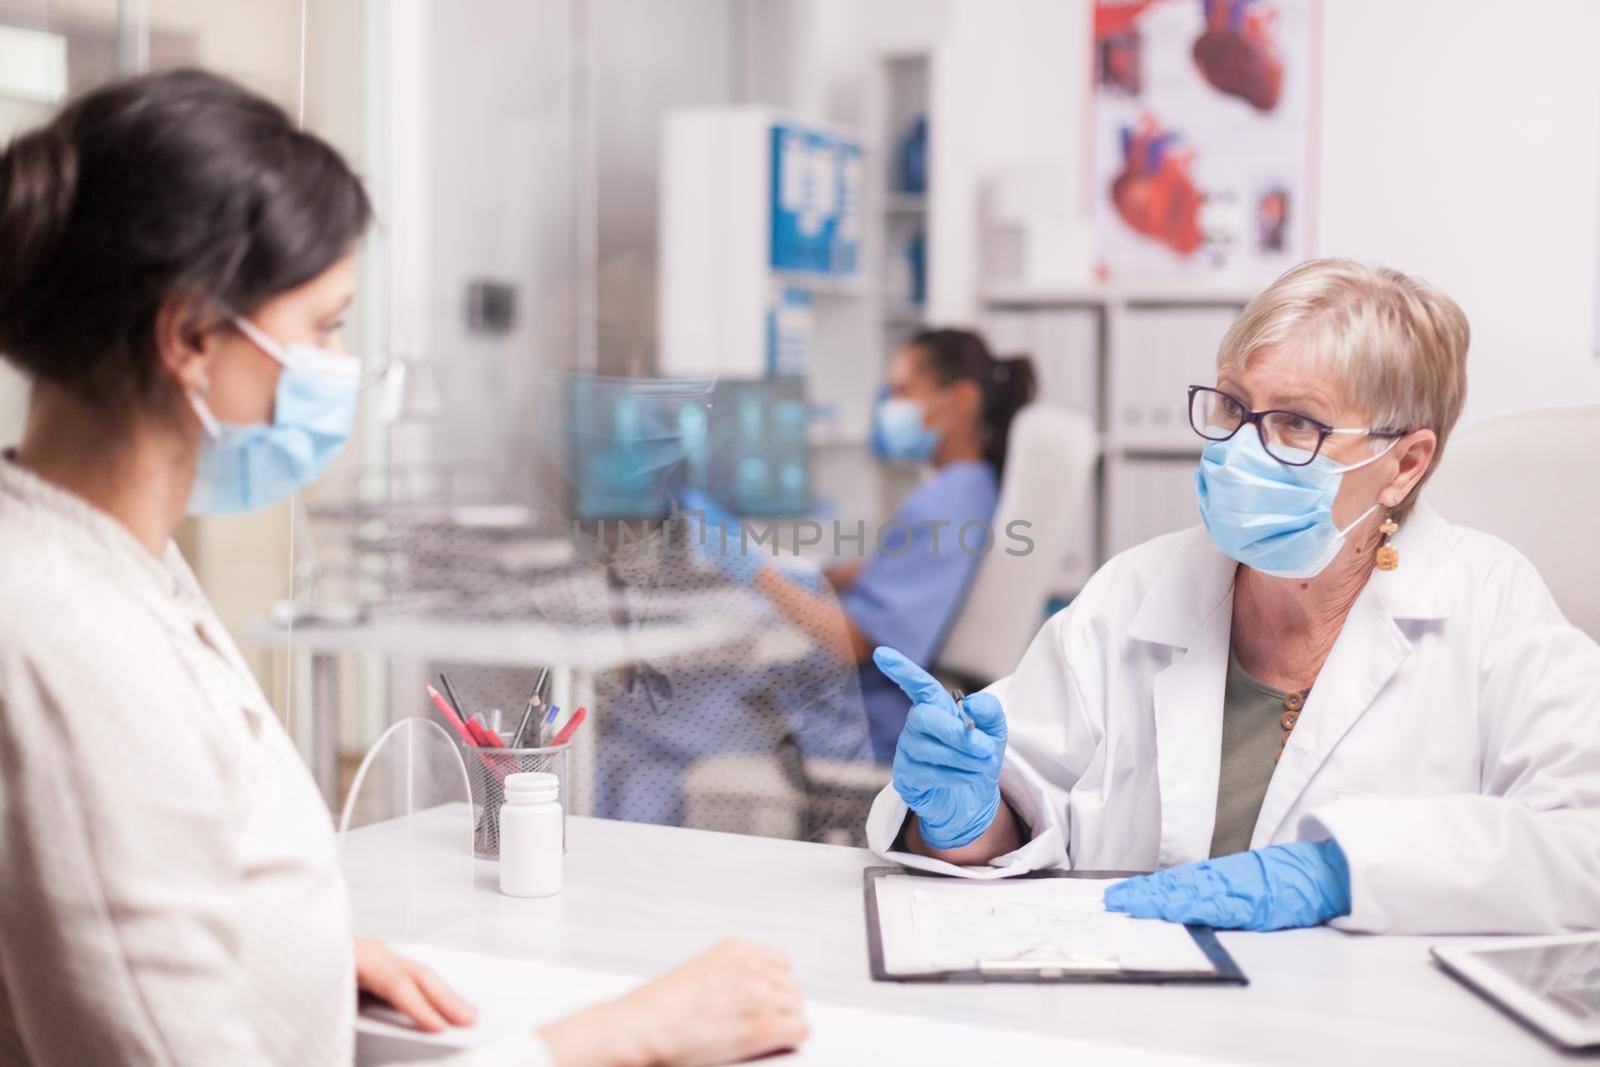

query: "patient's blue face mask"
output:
872 392 940 464
1195 429 1397 579
186 317 359 515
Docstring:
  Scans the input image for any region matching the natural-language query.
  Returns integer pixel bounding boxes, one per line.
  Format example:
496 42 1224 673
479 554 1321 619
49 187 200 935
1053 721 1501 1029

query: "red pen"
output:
551 706 588 747
468 715 506 749
425 682 474 745
428 682 512 789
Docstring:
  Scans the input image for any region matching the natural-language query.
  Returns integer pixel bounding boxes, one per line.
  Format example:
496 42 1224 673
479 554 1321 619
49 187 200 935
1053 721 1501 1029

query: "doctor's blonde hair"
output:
1216 258 1470 523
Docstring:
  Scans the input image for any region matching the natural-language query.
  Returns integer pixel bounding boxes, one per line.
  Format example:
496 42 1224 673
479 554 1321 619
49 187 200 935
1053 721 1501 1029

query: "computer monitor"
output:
706 378 811 517
566 375 811 521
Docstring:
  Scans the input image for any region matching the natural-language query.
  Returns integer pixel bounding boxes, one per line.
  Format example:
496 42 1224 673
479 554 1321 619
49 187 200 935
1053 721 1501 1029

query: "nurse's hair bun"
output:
0 124 79 350
910 328 1038 474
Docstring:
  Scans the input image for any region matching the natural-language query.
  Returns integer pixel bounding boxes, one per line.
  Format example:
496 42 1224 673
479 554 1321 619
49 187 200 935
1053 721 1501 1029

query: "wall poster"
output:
1093 0 1320 283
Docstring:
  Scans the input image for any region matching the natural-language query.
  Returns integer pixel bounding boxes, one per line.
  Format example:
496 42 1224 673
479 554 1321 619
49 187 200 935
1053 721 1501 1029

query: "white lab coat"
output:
866 501 1600 934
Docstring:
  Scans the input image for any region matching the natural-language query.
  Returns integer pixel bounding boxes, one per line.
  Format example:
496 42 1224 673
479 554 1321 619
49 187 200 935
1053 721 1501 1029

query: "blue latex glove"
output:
678 488 763 585
1103 839 1352 931
875 647 1008 850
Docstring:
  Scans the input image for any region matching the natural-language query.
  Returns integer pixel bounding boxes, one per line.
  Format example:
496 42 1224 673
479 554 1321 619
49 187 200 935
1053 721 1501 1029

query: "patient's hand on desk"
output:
354 938 478 1033
539 939 808 1067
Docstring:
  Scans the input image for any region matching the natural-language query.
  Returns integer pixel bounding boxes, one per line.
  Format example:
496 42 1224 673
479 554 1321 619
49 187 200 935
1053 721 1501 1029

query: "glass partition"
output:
7 1 955 844
270 0 900 844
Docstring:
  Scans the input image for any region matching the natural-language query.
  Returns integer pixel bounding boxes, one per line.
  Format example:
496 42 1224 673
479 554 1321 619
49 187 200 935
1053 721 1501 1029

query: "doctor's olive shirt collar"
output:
1126 501 1455 650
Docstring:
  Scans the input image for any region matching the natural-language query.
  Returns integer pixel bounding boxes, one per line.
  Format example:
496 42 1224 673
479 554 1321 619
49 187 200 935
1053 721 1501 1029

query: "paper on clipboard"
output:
875 876 1217 977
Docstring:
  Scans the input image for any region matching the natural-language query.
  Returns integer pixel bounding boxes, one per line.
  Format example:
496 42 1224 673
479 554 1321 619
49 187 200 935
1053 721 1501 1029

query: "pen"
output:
468 713 506 749
538 704 560 746
424 682 474 745
439 672 467 721
951 687 975 731
533 666 550 704
512 693 541 749
551 706 587 747
430 682 508 794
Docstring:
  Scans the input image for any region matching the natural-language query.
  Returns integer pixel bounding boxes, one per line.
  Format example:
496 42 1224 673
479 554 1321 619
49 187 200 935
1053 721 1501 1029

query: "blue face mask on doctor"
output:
1195 429 1397 579
186 316 360 515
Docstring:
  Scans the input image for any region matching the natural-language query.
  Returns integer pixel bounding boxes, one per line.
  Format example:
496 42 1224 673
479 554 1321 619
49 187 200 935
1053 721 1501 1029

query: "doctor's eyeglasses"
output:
1187 385 1403 467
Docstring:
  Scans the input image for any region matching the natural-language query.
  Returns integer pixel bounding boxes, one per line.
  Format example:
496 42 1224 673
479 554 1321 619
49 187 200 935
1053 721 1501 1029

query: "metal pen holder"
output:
463 739 571 858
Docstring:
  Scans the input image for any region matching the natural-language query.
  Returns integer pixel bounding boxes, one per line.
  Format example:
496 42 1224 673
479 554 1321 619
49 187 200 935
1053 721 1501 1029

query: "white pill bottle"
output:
499 771 562 898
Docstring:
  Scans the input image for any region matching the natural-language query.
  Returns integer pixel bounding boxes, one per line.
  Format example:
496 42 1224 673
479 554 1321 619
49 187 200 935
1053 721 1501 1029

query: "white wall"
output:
735 0 949 122
1316 0 1600 427
378 0 742 487
594 0 737 376
926 0 1092 324
379 0 582 489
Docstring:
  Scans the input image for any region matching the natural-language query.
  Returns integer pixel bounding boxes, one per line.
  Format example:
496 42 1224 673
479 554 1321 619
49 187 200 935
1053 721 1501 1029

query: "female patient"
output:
0 70 804 1065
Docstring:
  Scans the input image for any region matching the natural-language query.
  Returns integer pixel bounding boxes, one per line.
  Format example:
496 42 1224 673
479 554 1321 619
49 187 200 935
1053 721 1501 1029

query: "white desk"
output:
346 811 1572 1066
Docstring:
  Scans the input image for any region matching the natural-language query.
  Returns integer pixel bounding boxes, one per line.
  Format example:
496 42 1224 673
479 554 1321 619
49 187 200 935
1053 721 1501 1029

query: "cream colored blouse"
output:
0 458 549 1066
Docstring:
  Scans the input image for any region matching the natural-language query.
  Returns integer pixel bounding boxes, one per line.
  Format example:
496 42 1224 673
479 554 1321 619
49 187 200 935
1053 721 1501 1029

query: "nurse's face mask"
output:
1190 385 1401 579
186 316 360 515
872 369 956 466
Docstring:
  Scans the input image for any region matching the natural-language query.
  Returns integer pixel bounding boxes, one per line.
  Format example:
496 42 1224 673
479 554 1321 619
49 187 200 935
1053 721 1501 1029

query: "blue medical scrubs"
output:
839 459 1000 762
592 562 875 827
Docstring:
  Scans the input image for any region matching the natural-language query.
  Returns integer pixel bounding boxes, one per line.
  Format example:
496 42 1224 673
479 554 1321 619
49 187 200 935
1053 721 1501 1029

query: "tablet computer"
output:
1432 933 1600 1049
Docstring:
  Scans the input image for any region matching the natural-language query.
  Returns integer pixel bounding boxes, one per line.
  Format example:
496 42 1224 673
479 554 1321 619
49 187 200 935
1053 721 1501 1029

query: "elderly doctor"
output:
867 258 1600 935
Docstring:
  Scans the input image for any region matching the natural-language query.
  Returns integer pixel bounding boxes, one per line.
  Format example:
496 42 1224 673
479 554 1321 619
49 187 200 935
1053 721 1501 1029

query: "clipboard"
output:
864 866 1247 985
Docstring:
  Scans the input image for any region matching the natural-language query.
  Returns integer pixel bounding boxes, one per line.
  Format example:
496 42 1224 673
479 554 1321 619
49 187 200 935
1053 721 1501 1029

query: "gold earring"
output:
1375 515 1400 571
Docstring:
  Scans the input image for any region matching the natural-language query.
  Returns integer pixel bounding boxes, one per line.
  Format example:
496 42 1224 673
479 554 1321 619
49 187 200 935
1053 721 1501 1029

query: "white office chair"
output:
939 404 1099 683
1424 405 1600 642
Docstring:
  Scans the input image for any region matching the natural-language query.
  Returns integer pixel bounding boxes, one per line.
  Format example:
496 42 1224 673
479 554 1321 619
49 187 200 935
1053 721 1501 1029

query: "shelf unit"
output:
983 284 1255 597
876 52 931 352
657 105 867 382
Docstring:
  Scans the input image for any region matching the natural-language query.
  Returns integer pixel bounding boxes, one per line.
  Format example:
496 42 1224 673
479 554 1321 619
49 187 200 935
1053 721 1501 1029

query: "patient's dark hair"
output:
910 328 1037 474
0 68 370 402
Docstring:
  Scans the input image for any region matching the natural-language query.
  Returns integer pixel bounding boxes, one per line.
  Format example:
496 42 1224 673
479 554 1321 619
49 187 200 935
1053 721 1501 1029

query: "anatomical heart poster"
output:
1093 0 1319 282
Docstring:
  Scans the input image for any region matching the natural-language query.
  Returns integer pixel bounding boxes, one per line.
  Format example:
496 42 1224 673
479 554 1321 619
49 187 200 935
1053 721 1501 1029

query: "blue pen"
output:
539 704 560 746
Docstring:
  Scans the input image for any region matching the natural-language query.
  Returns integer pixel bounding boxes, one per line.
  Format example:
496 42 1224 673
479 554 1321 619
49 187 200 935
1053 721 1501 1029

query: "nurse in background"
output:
694 329 1036 762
